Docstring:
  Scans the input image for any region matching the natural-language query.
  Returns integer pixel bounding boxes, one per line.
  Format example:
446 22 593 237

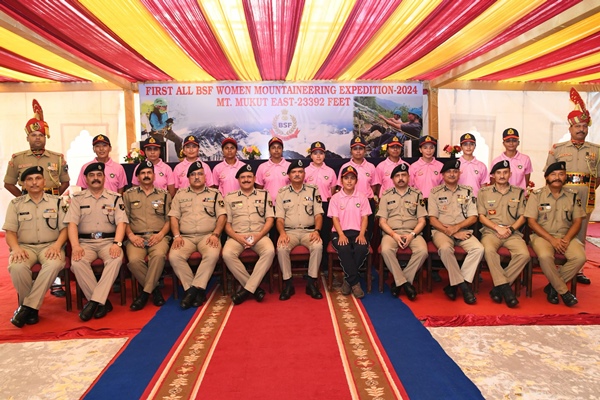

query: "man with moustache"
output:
65 163 128 321
4 166 68 327
223 164 275 305
525 162 585 307
275 160 324 301
477 161 529 308
123 160 171 311
377 163 427 301
545 88 600 284
168 161 226 309
429 159 484 305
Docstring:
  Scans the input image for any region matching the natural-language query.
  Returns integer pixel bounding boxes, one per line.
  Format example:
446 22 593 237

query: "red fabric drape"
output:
0 0 172 82
0 75 21 82
243 0 304 81
421 313 600 327
538 64 600 83
140 0 239 81
0 48 85 81
360 0 495 80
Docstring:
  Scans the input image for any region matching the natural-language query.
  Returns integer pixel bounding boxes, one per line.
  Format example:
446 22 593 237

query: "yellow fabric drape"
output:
339 0 442 80
560 72 600 84
0 27 105 82
196 0 261 81
78 0 214 81
0 66 52 82
509 54 600 82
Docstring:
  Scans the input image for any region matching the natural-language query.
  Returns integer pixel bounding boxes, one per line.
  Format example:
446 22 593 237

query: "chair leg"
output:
366 253 372 293
427 257 433 292
220 261 227 295
378 255 384 293
63 269 72 312
328 253 334 292
571 275 577 296
526 260 534 297
76 283 83 310
119 267 127 306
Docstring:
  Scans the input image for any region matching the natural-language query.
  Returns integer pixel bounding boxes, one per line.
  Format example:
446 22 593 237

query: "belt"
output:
78 232 115 239
565 172 590 185
285 225 315 230
134 231 160 235
44 187 60 195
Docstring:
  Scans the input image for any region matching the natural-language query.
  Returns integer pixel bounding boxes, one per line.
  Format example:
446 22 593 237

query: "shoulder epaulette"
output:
11 150 29 158
510 185 524 192
533 188 543 194
458 184 473 192
125 186 138 193
225 191 237 198
565 188 576 194
278 185 290 193
409 187 422 195
382 187 395 196
587 141 600 149
11 196 25 205
156 188 168 194
206 187 219 194
479 185 492 193
105 189 121 197
73 191 85 197
305 184 318 190
431 185 445 194
44 149 63 157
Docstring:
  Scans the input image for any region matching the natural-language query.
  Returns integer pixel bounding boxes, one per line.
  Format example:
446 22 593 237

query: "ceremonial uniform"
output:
123 186 171 293
256 158 291 203
428 184 484 286
173 159 214 189
376 186 428 286
409 158 443 198
168 187 225 291
524 186 586 295
3 194 67 310
77 158 127 192
4 150 69 194
223 188 275 293
275 184 324 281
212 158 245 197
132 160 175 189
477 185 529 287
64 189 128 304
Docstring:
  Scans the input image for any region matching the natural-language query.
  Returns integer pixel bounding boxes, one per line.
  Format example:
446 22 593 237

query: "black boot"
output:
94 299 113 319
180 286 199 310
501 284 519 308
489 286 503 304
443 284 457 301
231 288 250 305
543 284 559 304
279 279 295 301
192 287 207 307
10 305 33 328
305 277 323 299
458 282 476 305
130 291 150 311
402 282 417 301
152 287 165 306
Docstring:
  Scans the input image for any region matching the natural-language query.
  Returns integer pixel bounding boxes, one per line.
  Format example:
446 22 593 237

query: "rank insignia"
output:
218 200 224 207
316 195 322 203
268 200 273 207
119 204 125 210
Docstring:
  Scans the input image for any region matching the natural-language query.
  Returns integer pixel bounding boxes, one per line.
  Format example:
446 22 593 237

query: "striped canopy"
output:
1 0 599 89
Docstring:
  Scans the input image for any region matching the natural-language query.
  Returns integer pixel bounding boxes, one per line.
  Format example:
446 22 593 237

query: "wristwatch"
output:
113 241 122 247
314 229 321 233
508 226 515 233
410 232 417 237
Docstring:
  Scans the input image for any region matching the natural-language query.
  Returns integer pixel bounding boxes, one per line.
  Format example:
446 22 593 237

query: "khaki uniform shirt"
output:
4 149 70 189
224 189 274 233
2 194 67 244
476 185 525 236
428 184 477 226
376 186 427 232
64 189 128 234
123 186 171 234
168 187 225 235
524 186 586 237
275 184 323 229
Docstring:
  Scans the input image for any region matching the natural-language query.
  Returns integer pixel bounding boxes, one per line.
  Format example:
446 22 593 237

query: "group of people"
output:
4 90 598 329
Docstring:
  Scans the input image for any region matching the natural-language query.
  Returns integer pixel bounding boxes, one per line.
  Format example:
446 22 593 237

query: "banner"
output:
139 82 423 162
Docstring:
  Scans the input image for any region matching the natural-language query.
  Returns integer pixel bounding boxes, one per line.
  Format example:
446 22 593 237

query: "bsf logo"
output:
271 109 300 141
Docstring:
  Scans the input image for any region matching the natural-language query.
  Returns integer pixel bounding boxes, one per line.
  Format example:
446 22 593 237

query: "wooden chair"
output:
326 242 373 293
276 245 322 292
376 245 423 293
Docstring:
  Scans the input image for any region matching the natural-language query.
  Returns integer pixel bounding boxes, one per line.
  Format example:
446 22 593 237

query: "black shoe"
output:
576 274 591 285
158 276 165 288
112 281 121 293
561 291 578 307
402 282 417 301
180 287 199 310
94 299 113 319
25 309 39 325
443 285 457 301
152 287 166 307
432 270 442 282
501 284 519 308
390 282 402 297
231 288 250 305
254 287 266 302
305 282 323 299
279 281 295 301
489 287 503 304
543 284 559 305
79 301 99 322
50 285 66 298
192 288 207 307
130 291 149 311
10 305 32 328
459 282 476 305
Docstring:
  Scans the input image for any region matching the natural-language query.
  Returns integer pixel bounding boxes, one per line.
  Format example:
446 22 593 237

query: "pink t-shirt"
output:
77 158 127 192
458 156 489 197
337 159 380 199
255 158 291 203
173 159 214 189
491 151 532 190
304 163 337 202
328 188 372 231
376 158 409 193
212 158 245 197
131 159 175 189
409 158 443 198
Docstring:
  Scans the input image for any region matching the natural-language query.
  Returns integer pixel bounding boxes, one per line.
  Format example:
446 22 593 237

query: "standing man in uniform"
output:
123 161 171 311
168 162 226 309
545 88 599 285
275 160 324 301
477 161 530 308
223 164 275 305
77 135 127 194
65 163 128 321
4 167 68 328
429 160 484 304
525 162 585 307
377 163 427 301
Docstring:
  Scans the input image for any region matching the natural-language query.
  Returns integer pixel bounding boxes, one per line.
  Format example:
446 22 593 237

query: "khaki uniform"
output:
428 184 484 285
123 186 171 293
476 185 530 286
3 194 67 309
546 141 600 242
64 190 128 303
167 187 225 290
275 184 324 280
223 189 275 293
376 187 428 285
524 186 586 294
4 149 70 193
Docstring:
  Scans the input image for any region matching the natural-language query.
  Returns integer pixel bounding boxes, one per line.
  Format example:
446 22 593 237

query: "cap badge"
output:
149 137 156 143
315 142 322 148
508 129 514 135
298 160 303 166
246 165 251 171
465 134 471 139
97 135 104 140
503 161 508 167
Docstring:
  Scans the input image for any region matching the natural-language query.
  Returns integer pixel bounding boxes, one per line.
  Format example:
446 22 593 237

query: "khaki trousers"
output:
168 234 221 291
277 229 322 280
71 239 122 304
481 233 530 286
431 231 484 286
380 233 427 285
223 235 275 293
126 237 169 293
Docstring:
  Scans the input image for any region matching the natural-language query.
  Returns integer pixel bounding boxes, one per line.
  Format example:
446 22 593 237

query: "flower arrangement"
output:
526 180 536 198
379 144 388 157
124 145 145 163
443 144 462 157
242 145 261 160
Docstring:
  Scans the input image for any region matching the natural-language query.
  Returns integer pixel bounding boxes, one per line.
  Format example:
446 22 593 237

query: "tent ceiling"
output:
1 0 599 92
